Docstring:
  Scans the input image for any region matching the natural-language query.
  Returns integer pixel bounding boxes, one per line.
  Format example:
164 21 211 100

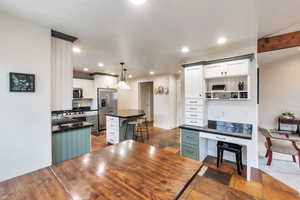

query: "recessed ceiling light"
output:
128 74 133 78
217 37 227 45
181 47 189 53
73 46 81 53
178 70 182 73
83 68 89 72
98 63 104 67
149 71 155 75
129 0 146 5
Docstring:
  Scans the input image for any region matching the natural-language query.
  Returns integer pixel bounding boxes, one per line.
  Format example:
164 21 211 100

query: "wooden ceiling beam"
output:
257 31 300 53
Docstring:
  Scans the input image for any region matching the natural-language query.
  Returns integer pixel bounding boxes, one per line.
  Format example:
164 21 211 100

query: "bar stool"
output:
125 120 145 143
138 116 150 140
217 141 243 175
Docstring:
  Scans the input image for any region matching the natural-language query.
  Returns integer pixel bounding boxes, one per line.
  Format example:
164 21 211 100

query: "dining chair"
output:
258 126 300 167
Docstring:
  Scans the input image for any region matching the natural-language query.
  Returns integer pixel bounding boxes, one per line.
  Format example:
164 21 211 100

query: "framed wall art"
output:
9 72 35 92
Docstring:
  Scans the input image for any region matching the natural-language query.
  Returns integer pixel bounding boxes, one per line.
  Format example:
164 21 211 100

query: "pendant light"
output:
117 62 130 90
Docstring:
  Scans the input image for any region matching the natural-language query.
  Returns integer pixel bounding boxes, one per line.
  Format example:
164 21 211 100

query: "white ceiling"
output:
1 0 299 77
258 0 300 38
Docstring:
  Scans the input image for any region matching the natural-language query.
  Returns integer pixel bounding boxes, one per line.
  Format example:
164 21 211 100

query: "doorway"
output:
139 82 154 122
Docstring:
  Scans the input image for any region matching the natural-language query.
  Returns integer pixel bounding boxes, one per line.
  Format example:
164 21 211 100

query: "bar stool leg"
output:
145 119 150 140
139 124 145 143
239 150 243 170
220 149 224 164
217 148 221 168
235 152 241 175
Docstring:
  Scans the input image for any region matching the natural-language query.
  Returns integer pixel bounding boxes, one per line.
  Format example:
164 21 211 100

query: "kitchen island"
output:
52 121 93 164
106 109 145 144
0 141 203 200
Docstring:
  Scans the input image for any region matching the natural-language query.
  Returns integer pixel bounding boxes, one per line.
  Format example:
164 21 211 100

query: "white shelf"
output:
205 90 247 93
205 91 249 101
206 98 249 101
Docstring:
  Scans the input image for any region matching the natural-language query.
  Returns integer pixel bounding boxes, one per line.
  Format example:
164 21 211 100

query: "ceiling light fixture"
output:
181 47 189 53
98 63 104 67
129 0 147 5
217 37 227 45
117 62 130 90
83 68 89 72
128 74 133 78
149 71 155 75
73 46 81 53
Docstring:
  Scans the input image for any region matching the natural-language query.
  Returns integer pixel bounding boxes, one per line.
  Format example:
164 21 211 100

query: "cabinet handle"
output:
190 114 197 117
190 101 197 103
216 136 226 140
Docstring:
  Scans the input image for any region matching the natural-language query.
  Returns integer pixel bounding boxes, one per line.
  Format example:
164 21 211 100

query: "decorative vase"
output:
238 82 245 91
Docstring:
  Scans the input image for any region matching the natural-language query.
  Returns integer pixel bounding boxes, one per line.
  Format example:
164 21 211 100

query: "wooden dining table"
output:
0 140 203 200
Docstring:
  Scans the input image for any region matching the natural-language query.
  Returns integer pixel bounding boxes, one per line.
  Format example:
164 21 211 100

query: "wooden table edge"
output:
175 163 203 200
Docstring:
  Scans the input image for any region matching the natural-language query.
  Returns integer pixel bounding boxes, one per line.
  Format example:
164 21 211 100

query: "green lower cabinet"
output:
86 115 98 132
119 117 139 142
181 129 199 160
52 127 91 164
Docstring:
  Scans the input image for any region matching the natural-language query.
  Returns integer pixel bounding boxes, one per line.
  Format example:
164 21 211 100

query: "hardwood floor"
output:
92 125 300 200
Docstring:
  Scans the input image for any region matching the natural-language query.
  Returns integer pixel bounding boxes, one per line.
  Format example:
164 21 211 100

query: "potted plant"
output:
281 112 295 119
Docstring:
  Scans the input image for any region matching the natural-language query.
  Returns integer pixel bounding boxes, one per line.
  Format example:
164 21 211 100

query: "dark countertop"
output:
105 109 145 118
52 109 97 115
52 122 93 133
179 121 252 140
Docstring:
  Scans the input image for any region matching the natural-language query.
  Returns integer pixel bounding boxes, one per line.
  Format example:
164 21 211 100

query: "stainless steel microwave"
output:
73 88 83 99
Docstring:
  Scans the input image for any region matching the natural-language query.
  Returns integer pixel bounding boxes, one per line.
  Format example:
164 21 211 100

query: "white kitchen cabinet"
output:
184 65 204 98
204 63 223 79
106 116 120 144
73 79 94 98
184 65 207 127
225 59 249 77
204 59 249 79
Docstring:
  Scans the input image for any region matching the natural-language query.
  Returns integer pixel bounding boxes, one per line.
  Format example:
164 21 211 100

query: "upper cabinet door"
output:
224 59 249 77
204 63 223 79
185 66 203 98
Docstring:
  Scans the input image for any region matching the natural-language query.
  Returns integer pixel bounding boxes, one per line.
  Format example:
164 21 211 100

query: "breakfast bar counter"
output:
105 109 145 144
0 141 203 200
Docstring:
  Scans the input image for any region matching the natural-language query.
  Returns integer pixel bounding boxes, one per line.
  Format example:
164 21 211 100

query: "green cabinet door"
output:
181 129 199 160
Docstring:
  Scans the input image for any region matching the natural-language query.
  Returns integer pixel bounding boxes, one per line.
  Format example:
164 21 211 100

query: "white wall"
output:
118 74 178 129
259 54 300 160
0 13 51 181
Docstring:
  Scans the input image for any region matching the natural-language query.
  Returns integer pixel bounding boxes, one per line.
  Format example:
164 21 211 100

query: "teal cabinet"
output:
86 115 98 132
52 127 91 164
181 129 199 160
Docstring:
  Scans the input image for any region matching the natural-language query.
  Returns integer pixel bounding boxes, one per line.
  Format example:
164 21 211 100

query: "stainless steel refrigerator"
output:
97 88 118 134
